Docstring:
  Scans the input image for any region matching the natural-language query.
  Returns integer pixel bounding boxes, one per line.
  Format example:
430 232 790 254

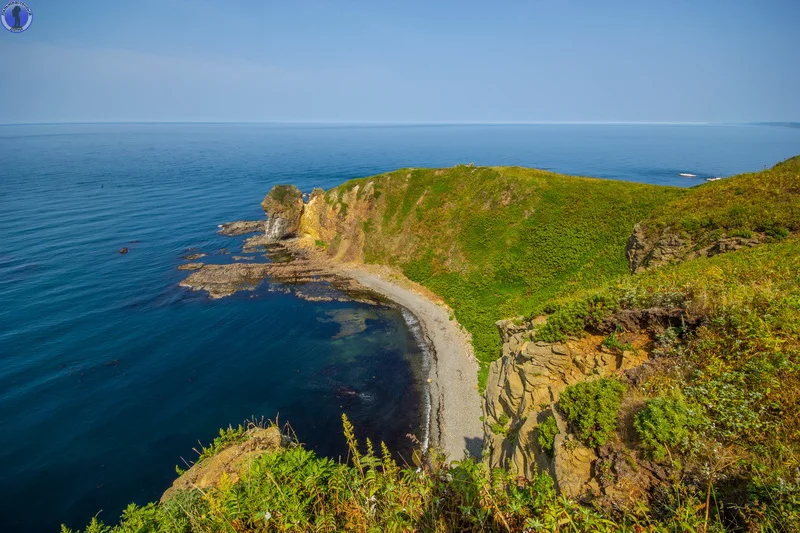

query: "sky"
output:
1 0 799 124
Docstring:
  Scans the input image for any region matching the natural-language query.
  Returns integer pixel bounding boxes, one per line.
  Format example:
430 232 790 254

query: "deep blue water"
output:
1 123 799 532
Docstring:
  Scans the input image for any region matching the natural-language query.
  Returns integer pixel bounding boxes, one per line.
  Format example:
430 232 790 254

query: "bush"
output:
634 396 696 460
559 379 626 447
537 415 559 455
64 415 631 533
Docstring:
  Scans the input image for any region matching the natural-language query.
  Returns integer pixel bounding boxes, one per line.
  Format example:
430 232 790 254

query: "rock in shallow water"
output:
177 262 204 271
218 220 265 236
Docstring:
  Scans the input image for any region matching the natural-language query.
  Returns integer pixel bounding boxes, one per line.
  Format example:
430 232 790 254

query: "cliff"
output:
70 159 800 532
261 165 683 386
626 156 800 272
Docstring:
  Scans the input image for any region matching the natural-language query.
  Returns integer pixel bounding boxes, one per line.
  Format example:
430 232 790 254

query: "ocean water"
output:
1 123 799 532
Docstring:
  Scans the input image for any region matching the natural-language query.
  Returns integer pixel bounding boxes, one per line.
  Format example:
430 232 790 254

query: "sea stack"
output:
261 185 304 241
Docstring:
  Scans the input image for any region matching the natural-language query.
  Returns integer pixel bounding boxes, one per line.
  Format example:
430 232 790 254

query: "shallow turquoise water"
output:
1 123 798 532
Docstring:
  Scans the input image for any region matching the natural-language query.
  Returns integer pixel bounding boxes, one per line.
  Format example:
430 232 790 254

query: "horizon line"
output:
3 120 793 127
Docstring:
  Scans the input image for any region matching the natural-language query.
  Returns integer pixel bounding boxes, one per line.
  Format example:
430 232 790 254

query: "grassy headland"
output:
315 165 684 386
66 157 800 532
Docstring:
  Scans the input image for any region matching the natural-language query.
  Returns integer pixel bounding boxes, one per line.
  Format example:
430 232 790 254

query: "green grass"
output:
537 415 559 455
266 184 301 205
65 416 742 533
330 166 684 386
636 155 800 244
559 378 626 447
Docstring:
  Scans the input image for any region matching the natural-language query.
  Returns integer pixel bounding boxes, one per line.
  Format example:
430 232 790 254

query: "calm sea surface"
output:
1 123 798 532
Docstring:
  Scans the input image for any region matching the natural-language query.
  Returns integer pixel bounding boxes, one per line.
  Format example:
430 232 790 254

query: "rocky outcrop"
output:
161 426 286 502
261 185 304 241
298 184 378 262
218 220 265 236
483 319 648 498
626 223 765 273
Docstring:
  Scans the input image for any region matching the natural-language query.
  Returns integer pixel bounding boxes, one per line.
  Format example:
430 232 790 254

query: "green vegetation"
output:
559 378 626 447
634 396 697 461
67 158 800 532
525 236 800 530
267 184 301 205
601 331 635 353
67 416 746 533
636 155 800 245
490 413 510 436
333 165 684 385
537 414 559 455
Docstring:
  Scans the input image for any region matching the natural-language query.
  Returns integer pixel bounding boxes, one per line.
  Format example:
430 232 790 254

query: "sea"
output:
1 123 798 532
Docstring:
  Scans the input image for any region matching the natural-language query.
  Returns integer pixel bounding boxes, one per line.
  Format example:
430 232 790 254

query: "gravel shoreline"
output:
336 263 485 460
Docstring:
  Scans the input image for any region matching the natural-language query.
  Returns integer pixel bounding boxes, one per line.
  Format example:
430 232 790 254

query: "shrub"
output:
537 414 559 455
634 396 695 460
601 331 634 353
491 413 510 436
559 379 626 447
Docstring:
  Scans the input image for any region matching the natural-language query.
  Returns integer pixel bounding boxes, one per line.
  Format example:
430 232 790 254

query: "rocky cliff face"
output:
260 180 382 261
626 223 766 273
261 185 305 241
298 184 377 262
483 319 648 497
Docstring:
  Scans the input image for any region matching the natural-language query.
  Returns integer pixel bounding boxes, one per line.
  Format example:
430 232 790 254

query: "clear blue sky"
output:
2 0 799 123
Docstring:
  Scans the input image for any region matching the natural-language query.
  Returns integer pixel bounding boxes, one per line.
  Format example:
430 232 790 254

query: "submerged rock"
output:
218 220 265 236
320 308 377 339
177 262 204 271
183 252 207 261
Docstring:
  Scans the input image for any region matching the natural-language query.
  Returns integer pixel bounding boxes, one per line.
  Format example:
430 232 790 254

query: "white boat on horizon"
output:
679 173 697 177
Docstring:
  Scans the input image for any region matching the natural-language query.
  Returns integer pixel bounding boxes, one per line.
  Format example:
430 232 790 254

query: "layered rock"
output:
626 222 764 273
483 319 648 498
298 184 377 262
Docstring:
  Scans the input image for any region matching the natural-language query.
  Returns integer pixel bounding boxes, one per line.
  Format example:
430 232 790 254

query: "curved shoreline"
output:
335 263 484 460
179 230 485 460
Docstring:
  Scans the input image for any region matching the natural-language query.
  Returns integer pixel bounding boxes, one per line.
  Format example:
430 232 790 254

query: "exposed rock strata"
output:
178 249 380 302
483 320 649 498
177 262 204 271
626 222 765 273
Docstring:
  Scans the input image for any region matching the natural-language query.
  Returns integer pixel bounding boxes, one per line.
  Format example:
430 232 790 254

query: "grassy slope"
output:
638 155 800 241
333 165 684 385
